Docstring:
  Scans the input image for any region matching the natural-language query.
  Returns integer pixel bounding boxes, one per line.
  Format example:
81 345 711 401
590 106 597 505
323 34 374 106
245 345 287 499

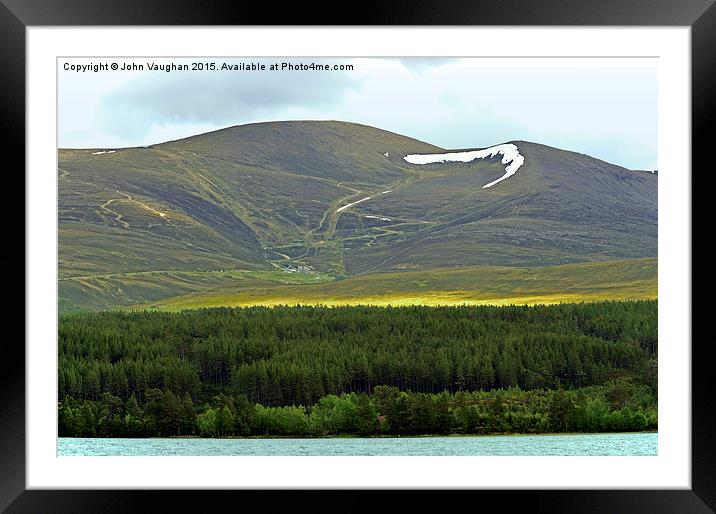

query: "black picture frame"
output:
4 0 712 511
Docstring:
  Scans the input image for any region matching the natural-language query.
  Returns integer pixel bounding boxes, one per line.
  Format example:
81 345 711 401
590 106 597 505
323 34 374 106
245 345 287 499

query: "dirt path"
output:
99 198 130 229
119 192 167 218
99 191 169 228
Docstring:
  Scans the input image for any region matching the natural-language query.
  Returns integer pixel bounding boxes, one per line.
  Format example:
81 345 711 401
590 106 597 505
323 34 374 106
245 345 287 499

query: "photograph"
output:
1 0 710 503
56 56 659 457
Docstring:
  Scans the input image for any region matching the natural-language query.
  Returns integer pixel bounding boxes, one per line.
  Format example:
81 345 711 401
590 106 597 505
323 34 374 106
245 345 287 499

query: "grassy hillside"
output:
59 121 442 278
132 258 656 311
59 269 334 312
58 121 657 311
59 122 657 275
341 141 657 273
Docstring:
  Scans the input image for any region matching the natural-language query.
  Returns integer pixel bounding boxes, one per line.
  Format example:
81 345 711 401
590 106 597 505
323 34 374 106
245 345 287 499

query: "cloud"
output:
99 58 360 140
60 57 657 169
396 57 458 74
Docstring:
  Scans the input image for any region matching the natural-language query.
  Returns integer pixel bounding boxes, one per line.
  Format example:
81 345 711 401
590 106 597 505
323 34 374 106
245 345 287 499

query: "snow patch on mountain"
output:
404 143 525 188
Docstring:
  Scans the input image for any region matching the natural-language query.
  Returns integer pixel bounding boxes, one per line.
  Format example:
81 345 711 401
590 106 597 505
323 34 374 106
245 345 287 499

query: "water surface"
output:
59 432 657 456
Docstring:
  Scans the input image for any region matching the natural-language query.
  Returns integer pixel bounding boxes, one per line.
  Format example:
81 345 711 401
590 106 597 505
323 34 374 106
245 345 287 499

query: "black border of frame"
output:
3 0 713 511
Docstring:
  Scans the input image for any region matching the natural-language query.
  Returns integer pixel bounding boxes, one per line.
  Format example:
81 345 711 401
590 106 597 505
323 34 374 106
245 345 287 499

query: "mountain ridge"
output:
62 120 648 173
58 120 657 311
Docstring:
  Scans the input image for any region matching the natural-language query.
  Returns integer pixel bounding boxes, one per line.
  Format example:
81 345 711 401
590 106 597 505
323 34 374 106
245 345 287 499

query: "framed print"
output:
4 0 714 511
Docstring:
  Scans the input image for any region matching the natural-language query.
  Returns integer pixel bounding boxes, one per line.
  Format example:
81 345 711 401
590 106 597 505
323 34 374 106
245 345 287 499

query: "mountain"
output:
58 120 657 311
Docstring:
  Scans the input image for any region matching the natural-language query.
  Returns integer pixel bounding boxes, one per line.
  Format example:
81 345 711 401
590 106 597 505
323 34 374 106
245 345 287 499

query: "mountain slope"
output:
136 258 657 311
341 140 657 273
58 120 657 310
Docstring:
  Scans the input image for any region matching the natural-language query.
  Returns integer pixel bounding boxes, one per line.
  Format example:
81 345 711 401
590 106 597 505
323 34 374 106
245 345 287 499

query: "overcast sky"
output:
59 57 657 170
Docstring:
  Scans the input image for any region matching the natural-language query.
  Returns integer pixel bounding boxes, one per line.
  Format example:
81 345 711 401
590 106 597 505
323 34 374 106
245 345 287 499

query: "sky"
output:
59 57 657 170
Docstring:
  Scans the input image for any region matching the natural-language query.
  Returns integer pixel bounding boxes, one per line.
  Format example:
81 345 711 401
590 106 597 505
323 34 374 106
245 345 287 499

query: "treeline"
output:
58 383 657 438
59 302 657 409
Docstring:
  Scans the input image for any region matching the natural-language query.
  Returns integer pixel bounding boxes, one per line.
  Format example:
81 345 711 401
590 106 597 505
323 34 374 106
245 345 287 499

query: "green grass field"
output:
131 257 656 311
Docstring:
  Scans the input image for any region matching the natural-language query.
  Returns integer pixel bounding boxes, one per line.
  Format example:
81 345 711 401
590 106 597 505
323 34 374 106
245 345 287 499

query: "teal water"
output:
59 432 656 456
